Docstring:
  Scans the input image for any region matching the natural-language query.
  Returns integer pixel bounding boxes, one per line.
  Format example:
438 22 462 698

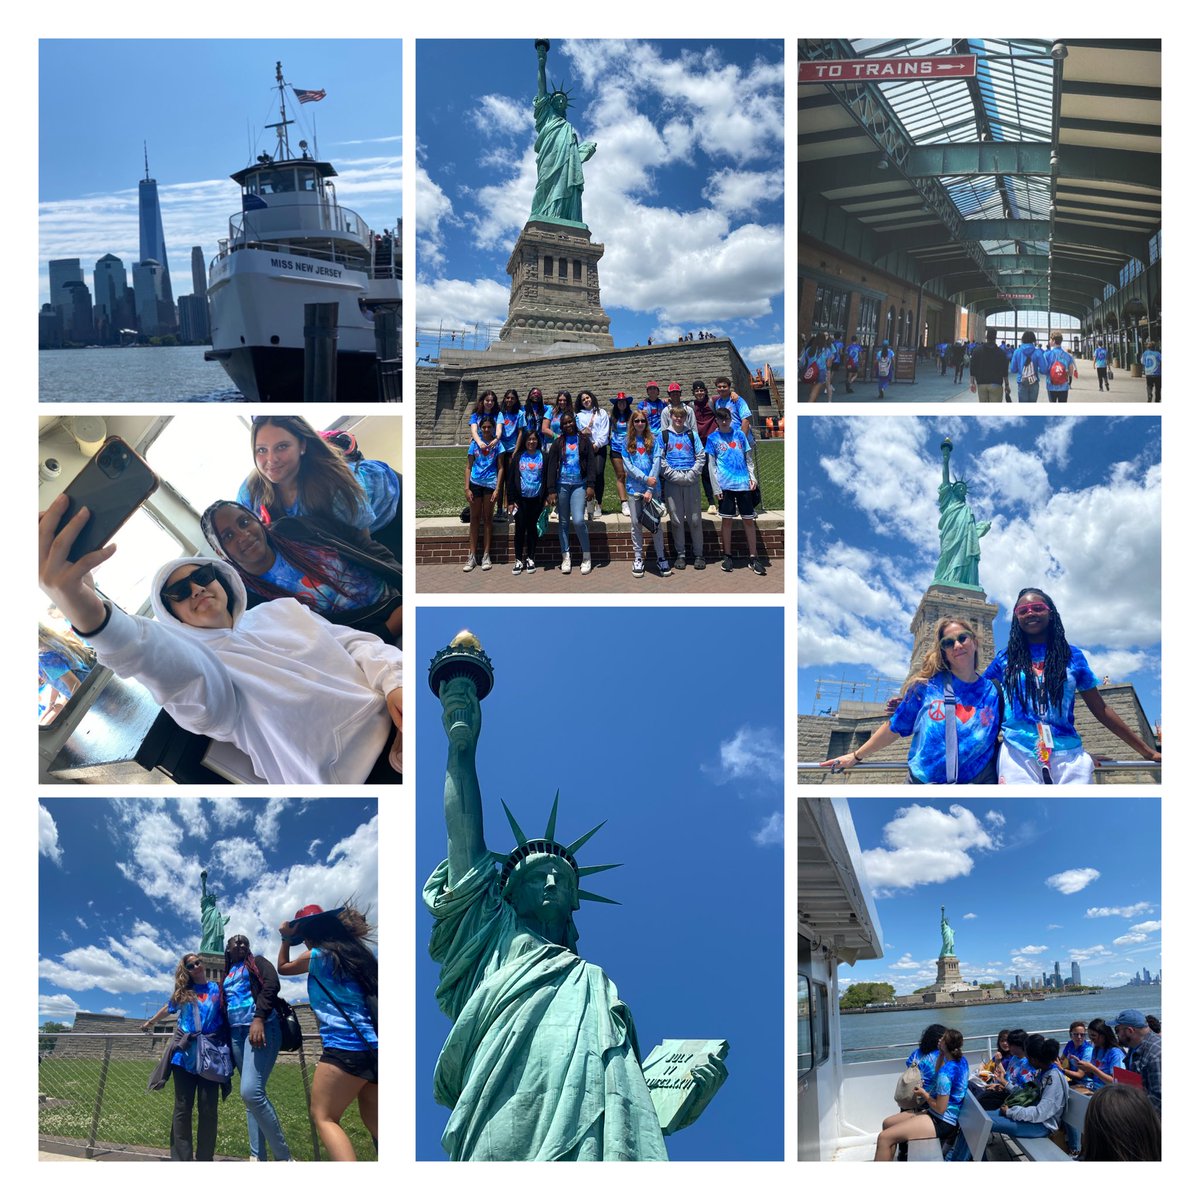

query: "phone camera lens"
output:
99 454 111 468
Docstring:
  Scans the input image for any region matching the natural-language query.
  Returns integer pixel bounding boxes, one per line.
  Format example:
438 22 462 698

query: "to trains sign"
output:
799 56 977 83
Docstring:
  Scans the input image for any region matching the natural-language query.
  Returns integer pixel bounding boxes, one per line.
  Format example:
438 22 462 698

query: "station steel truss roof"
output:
798 38 1161 319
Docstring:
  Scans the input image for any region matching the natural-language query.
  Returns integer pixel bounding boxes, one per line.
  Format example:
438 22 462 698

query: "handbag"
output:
894 1062 924 1111
190 1001 233 1083
637 495 665 533
275 994 303 1052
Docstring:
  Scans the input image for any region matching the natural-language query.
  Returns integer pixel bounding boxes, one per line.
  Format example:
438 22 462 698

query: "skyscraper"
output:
93 254 130 340
1071 961 1081 987
191 246 207 299
138 145 174 306
48 258 83 318
132 260 166 336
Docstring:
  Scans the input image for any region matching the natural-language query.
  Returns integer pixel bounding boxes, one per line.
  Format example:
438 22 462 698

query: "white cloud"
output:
1068 944 1111 961
1014 944 1049 954
175 797 208 838
307 839 324 858
1112 919 1162 947
253 798 290 844
210 836 268 883
1035 418 1079 468
862 804 997 893
1046 868 1100 895
39 994 80 1021
100 1007 128 1017
962 912 978 920
470 94 530 137
704 168 785 218
39 945 169 995
1086 902 1154 919
208 798 247 830
39 805 63 865
416 161 458 270
711 725 784 784
984 811 1005 826
417 276 510 332
743 342 785 365
751 812 783 846
74 916 87 930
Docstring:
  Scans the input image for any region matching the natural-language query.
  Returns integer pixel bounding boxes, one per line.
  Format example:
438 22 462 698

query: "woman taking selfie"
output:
278 904 379 1161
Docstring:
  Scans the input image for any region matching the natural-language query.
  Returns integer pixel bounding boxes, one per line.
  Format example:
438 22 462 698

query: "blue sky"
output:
38 798 378 1024
38 39 401 305
839 797 1161 992
416 39 784 368
798 415 1162 723
416 609 784 1160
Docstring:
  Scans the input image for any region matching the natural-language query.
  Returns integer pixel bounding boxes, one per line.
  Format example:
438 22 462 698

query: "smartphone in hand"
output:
55 436 160 562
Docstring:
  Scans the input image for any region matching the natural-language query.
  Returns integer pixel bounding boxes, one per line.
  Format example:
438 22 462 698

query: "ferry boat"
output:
206 63 401 402
797 798 1105 1162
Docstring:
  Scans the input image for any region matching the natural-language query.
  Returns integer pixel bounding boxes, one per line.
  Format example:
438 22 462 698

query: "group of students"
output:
878 1017 1161 1161
820 587 1161 785
38 416 404 785
802 328 1163 403
462 378 766 578
142 904 378 1162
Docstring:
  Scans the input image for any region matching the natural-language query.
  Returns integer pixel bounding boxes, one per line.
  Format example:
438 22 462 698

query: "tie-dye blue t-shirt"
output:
307 946 377 1052
983 643 1097 753
934 1056 970 1127
889 674 1001 783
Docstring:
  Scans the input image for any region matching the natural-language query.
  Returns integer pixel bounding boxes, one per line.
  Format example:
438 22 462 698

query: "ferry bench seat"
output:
954 1087 995 1161
906 1136 943 1161
1002 1090 1081 1162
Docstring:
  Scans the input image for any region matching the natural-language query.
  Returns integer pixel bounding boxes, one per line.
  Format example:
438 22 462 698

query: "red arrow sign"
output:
799 55 977 83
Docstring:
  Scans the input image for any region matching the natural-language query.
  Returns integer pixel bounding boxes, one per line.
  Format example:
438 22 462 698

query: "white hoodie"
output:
87 557 402 784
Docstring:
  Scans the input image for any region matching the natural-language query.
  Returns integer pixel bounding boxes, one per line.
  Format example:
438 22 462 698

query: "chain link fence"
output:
38 1031 375 1161
416 439 786 519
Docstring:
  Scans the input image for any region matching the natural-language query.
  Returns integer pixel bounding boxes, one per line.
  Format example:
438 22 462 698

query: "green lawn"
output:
416 439 786 518
38 1057 376 1161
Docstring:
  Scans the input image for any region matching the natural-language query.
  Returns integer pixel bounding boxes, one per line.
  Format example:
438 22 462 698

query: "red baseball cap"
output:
646 380 660 389
667 382 682 393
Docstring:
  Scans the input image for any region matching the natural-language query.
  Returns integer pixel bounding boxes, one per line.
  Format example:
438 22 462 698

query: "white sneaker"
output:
525 557 536 571
632 557 644 577
561 554 571 574
707 503 717 514
512 561 524 575
621 501 630 516
581 558 593 575
480 554 492 571
462 555 477 572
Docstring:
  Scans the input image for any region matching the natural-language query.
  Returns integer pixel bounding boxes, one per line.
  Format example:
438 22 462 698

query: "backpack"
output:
802 356 819 384
1019 349 1037 384
877 352 892 378
1048 358 1068 386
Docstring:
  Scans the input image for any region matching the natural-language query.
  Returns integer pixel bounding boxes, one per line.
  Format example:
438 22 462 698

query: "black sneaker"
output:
721 554 734 573
750 557 767 576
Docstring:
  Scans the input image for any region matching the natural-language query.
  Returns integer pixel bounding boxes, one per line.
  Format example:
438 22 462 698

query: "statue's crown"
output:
495 791 620 906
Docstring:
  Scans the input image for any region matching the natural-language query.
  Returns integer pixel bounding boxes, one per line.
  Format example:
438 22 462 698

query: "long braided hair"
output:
200 500 361 607
1003 587 1071 712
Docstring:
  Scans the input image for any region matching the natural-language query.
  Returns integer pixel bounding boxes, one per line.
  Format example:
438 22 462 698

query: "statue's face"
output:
951 481 968 501
509 854 577 932
550 93 568 116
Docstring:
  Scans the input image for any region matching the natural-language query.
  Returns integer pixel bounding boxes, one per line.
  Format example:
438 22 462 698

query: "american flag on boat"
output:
293 87 326 103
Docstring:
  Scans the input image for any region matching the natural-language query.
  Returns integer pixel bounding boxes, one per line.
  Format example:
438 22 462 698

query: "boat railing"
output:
798 759 1160 775
839 1026 1076 1065
229 202 373 244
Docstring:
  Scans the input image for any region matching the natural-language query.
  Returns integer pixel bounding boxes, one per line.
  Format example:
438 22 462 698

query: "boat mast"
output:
268 60 294 160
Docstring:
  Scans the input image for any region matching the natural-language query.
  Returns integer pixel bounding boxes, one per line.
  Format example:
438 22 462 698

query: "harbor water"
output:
39 347 244 403
838 984 1162 1064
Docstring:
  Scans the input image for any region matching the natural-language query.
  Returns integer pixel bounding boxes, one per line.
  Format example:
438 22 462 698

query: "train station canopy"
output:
798 39 1161 319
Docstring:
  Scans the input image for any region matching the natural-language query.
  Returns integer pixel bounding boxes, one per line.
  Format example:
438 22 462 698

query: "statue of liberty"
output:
939 906 955 958
424 632 727 1160
933 437 990 591
199 870 229 953
530 40 597 227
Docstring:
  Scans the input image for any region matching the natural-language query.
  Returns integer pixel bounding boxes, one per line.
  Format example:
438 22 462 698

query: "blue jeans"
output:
988 1111 1053 1140
230 1017 291 1160
1017 378 1040 402
557 481 590 558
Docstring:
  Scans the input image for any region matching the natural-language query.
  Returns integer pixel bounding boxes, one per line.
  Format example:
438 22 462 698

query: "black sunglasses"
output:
161 564 222 605
939 631 973 651
185 959 203 969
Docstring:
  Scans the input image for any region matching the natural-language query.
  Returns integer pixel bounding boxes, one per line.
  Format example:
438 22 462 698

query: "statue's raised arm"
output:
440 676 487 884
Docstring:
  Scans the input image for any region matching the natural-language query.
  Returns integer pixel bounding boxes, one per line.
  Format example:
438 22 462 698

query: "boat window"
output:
811 980 830 1068
145 413 253 513
797 974 813 1074
89 506 185 613
39 606 97 728
299 169 319 192
269 171 297 194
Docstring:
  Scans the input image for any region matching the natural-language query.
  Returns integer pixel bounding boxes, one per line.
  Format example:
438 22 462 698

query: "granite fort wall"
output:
416 339 768 446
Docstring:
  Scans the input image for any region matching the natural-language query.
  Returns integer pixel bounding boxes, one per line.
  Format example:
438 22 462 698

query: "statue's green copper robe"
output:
531 95 587 224
933 482 985 588
425 856 667 1161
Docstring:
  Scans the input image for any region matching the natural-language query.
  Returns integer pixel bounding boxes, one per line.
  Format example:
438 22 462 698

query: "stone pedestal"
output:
908 584 1000 677
198 951 225 985
496 219 614 352
934 955 965 991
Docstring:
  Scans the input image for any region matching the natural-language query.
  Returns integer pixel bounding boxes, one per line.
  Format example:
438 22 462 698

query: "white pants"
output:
998 741 1095 784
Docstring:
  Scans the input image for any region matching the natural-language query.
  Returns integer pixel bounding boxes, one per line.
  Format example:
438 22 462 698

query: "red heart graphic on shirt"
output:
674 441 684 450
727 441 737 449
956 704 975 722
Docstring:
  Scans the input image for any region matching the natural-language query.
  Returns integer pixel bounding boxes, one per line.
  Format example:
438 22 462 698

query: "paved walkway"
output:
807 362 1159 404
419 556 780 594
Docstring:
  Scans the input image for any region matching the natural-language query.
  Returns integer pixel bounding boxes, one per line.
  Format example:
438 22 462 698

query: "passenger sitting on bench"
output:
987 1034 1068 1145
875 1029 969 1161
1079 1083 1161 1161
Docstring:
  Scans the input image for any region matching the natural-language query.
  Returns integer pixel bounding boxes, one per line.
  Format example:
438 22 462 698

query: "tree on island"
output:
39 1020 68 1054
840 982 896 1010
